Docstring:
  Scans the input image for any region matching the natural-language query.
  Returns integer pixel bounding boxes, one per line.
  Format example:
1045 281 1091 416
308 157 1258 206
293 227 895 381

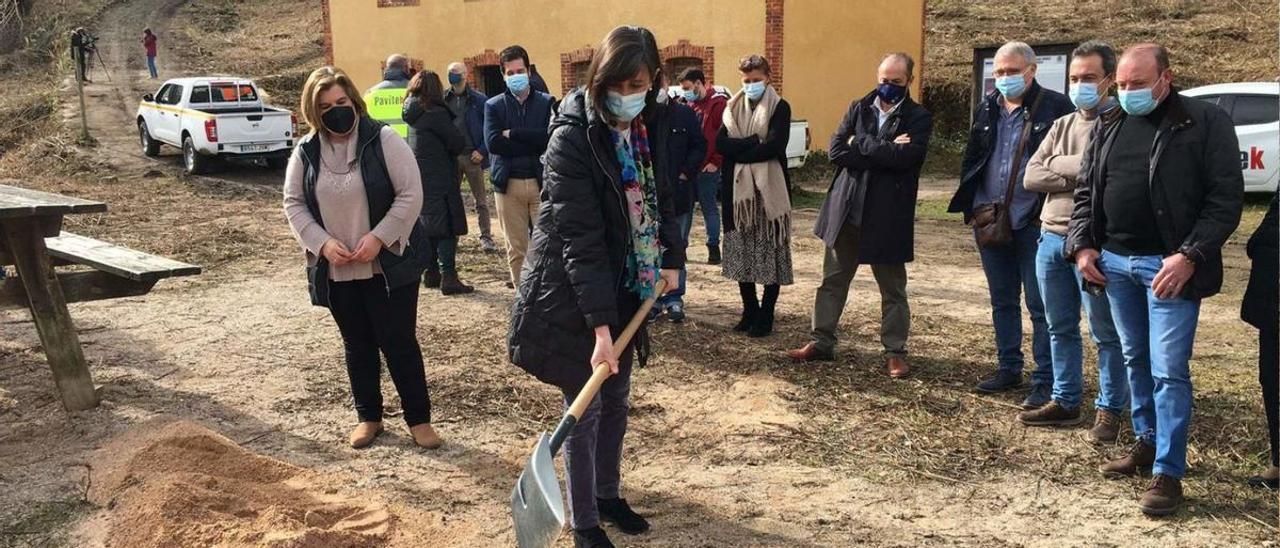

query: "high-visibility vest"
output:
364 87 408 137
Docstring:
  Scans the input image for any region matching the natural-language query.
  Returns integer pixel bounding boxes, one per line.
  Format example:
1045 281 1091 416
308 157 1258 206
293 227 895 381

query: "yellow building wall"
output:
783 0 926 151
330 0 765 95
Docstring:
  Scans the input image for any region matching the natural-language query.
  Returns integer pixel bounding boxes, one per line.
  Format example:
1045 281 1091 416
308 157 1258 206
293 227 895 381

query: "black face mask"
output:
321 105 356 135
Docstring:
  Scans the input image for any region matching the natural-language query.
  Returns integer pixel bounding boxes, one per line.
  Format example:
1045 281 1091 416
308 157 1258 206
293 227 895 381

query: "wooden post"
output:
0 218 98 411
73 45 89 143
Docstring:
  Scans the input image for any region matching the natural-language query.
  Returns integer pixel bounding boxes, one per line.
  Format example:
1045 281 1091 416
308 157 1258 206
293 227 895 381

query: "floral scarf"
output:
608 119 662 300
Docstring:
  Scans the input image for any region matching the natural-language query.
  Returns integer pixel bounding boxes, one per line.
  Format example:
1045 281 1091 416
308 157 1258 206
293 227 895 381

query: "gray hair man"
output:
444 61 497 252
946 41 1075 401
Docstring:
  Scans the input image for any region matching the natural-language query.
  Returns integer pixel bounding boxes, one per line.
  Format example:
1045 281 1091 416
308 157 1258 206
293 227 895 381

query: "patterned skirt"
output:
722 207 793 286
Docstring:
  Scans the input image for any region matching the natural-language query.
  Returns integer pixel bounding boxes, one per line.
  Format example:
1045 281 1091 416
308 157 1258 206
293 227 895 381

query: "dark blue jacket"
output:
484 90 554 192
947 80 1074 221
447 86 489 168
665 101 707 216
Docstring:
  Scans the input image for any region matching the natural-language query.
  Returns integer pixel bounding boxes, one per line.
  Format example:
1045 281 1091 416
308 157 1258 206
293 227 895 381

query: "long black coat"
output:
508 89 686 391
666 101 707 216
1243 190 1278 331
403 100 468 238
716 98 792 232
815 92 932 264
1065 91 1244 300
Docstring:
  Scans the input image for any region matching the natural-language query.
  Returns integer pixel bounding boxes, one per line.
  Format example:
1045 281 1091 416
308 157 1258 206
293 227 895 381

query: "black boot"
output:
748 284 779 338
440 272 474 295
597 497 650 535
734 282 759 332
423 271 442 289
573 526 615 548
707 243 721 265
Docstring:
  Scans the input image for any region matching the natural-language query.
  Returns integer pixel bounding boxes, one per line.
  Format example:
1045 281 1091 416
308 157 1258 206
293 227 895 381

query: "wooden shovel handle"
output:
565 279 666 421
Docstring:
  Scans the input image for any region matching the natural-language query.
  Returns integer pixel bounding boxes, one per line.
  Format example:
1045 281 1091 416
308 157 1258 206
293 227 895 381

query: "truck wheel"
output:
266 156 289 170
139 121 160 157
182 135 213 175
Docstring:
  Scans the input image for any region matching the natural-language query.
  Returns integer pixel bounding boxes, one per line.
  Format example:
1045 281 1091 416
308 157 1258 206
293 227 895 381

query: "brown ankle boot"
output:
410 423 444 449
1088 409 1122 444
1100 440 1155 478
440 272 474 295
349 421 384 449
1139 475 1183 516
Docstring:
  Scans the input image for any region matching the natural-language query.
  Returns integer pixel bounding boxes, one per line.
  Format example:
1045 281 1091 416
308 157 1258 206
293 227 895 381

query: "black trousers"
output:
1261 328 1278 467
328 276 431 426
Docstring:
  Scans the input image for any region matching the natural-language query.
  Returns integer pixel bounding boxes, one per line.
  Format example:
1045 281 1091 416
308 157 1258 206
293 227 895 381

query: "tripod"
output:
85 45 112 84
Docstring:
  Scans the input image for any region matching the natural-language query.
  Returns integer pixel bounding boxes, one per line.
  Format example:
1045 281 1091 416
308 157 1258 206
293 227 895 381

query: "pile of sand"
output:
86 419 393 548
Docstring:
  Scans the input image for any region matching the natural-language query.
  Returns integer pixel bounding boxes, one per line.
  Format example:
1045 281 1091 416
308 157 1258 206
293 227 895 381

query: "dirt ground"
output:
1 1 1277 547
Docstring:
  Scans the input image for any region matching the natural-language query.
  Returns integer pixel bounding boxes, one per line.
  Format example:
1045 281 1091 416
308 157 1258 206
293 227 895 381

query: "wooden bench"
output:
1 232 200 311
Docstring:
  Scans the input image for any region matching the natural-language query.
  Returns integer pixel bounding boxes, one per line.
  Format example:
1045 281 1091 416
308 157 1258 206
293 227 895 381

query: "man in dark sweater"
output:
484 45 554 287
1067 44 1243 516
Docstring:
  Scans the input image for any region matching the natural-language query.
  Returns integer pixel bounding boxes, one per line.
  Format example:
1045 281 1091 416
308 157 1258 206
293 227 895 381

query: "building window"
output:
664 57 703 82
659 40 714 85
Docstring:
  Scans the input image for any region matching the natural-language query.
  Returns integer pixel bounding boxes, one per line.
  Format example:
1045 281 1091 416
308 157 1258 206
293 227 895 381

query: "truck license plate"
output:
240 144 268 153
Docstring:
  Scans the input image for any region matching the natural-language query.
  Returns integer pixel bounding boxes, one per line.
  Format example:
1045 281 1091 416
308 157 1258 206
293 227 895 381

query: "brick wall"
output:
463 49 501 90
660 40 714 85
764 0 784 95
558 46 595 96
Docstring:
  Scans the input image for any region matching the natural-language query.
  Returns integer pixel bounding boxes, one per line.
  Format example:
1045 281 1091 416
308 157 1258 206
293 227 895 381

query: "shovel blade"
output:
511 433 566 548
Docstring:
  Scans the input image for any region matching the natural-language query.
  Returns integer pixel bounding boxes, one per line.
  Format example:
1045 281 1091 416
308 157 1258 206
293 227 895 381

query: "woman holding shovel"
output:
508 26 683 548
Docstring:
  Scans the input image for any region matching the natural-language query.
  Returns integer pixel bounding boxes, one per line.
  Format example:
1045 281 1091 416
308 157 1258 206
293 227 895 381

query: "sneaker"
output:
1018 401 1083 426
573 526 615 548
480 235 498 253
1100 440 1155 479
1139 475 1183 516
1021 383 1052 410
597 497 649 535
1087 409 1122 444
707 244 721 265
666 302 686 323
975 370 1023 393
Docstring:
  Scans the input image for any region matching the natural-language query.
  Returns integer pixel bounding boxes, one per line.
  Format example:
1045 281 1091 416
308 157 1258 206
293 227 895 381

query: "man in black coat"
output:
1243 190 1278 490
785 53 931 378
1066 44 1243 515
654 76 707 323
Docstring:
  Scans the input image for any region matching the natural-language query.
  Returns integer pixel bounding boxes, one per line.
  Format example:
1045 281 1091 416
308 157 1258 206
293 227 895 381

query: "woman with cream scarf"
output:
715 54 793 338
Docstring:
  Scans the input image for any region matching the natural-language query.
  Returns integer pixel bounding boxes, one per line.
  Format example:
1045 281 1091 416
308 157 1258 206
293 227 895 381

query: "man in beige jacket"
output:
1019 41 1129 441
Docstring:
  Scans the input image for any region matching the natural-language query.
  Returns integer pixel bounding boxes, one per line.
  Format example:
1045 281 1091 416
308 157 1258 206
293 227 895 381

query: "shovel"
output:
511 279 667 548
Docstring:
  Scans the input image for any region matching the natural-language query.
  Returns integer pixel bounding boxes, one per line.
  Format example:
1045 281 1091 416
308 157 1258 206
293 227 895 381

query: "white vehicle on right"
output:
1181 82 1279 193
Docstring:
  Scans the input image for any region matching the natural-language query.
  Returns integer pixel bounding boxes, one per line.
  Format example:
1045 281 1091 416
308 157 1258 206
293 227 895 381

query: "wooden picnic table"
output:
0 180 200 412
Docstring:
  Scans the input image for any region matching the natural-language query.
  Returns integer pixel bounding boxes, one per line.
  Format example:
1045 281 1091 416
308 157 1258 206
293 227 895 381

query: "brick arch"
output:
462 48 501 90
660 40 715 85
559 45 596 96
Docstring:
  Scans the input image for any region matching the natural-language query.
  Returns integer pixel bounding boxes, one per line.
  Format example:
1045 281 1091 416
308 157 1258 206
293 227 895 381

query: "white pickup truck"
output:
137 77 296 175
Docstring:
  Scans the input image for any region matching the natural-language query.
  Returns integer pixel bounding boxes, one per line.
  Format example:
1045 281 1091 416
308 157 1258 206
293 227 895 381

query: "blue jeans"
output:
695 170 721 247
976 224 1052 384
1035 231 1128 412
658 212 692 308
146 55 157 78
1099 250 1200 479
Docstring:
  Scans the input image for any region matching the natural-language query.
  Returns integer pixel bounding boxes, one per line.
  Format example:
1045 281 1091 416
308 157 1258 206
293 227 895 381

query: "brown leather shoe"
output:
349 421 384 449
1018 401 1083 426
1100 440 1155 479
410 423 444 449
1088 409 1122 444
783 342 834 362
1139 475 1183 516
886 356 910 378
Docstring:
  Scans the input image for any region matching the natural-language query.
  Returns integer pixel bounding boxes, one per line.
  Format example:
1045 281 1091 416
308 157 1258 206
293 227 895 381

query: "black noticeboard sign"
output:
971 42 1078 120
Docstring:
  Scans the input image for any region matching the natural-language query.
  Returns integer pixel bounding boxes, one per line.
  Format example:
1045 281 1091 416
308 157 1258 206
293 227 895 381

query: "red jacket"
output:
143 34 157 56
689 93 727 170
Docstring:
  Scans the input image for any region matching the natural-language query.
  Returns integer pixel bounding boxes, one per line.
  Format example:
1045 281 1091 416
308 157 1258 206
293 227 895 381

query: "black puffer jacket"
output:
1066 91 1244 300
403 100 468 238
508 88 686 391
1242 190 1278 330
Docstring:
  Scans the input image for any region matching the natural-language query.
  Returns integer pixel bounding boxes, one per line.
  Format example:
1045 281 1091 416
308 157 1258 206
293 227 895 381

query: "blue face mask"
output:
994 75 1027 100
682 87 699 102
1069 82 1102 110
1118 85 1161 116
743 81 766 101
607 90 647 123
505 73 530 95
876 82 907 105
448 72 464 85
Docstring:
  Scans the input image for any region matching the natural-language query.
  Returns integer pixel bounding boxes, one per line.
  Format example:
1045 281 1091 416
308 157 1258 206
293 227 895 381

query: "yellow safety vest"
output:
364 87 408 137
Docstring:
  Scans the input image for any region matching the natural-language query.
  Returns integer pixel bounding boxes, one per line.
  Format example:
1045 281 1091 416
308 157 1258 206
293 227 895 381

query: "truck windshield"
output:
210 84 259 103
